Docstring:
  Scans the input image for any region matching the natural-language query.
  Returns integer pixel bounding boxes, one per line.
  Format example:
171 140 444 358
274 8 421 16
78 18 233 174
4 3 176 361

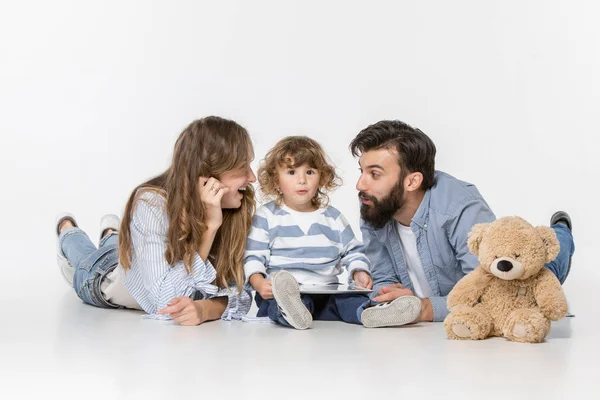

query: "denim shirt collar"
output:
411 188 431 229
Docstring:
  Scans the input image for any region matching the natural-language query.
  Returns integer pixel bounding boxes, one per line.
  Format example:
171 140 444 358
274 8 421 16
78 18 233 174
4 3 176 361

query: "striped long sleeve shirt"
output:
120 190 251 321
244 201 371 285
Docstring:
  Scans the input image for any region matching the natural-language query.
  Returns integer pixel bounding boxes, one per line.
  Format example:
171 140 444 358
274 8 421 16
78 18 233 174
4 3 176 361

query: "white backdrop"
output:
1 0 598 299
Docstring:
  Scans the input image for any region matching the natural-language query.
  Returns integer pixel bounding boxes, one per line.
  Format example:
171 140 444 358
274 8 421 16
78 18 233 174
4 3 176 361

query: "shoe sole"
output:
550 211 572 232
57 254 75 287
361 296 422 328
271 271 312 330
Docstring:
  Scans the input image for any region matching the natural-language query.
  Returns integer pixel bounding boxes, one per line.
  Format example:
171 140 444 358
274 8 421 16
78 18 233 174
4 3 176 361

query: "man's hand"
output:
373 284 414 303
352 270 373 289
249 274 273 299
420 298 434 322
373 285 434 322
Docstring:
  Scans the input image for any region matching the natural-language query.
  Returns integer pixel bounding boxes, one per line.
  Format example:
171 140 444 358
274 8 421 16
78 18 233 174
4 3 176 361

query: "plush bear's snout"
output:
490 257 524 280
497 260 513 272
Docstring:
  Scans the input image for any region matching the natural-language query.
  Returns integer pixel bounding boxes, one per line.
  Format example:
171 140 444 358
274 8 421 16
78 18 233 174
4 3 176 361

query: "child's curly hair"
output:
257 136 342 208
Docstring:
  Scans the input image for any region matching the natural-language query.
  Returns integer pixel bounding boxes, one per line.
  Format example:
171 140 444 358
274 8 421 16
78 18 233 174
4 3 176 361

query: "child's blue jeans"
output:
255 292 370 327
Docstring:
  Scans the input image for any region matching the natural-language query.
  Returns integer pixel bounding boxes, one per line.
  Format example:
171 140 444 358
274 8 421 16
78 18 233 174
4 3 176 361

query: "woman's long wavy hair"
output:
118 116 255 292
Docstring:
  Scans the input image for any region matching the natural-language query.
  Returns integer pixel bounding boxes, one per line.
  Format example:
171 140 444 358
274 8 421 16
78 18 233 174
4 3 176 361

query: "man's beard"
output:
359 181 405 229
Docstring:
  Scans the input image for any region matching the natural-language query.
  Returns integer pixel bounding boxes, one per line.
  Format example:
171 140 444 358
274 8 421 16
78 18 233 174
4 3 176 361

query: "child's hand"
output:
352 270 373 289
250 274 273 299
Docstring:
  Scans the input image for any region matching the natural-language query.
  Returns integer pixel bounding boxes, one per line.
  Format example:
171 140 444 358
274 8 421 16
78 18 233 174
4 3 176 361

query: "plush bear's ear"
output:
536 226 560 263
467 223 489 256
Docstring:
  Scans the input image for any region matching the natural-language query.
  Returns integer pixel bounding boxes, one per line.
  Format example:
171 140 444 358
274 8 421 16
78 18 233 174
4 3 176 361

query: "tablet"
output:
298 283 372 294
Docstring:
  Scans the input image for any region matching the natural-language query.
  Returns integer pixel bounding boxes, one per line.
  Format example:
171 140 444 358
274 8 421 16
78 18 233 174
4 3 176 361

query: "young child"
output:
244 136 422 329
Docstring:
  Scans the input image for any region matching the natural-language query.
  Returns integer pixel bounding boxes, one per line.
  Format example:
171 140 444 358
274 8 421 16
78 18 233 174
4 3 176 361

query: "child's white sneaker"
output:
361 296 422 328
271 271 312 330
55 212 78 287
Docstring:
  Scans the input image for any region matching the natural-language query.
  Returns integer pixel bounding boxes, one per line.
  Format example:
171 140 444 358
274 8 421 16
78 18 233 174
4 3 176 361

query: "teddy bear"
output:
443 216 568 343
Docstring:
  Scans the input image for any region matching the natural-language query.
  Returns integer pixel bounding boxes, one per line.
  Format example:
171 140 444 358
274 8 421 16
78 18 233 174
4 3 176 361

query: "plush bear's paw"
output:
444 307 492 340
451 322 472 338
502 308 551 343
512 323 531 339
540 303 568 321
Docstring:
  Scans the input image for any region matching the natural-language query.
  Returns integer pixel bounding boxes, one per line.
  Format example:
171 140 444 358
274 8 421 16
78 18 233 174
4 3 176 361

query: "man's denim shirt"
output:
361 171 496 322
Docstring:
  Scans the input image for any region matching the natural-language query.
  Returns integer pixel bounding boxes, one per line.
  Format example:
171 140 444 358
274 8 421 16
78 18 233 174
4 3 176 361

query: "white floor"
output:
2 269 599 400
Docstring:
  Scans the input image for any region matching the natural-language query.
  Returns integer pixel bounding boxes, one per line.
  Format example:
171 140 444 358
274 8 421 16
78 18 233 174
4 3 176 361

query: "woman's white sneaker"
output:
99 214 120 242
55 212 77 287
361 296 422 328
271 271 312 330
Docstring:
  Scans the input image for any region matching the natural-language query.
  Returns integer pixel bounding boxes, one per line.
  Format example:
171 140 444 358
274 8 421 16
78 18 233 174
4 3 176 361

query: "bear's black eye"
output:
514 253 520 259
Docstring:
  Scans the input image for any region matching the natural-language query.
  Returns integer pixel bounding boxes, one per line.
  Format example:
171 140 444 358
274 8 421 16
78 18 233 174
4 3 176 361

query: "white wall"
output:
1 0 598 296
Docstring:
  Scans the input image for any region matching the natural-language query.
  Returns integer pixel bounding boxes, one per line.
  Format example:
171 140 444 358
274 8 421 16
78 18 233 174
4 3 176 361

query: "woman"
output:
54 116 257 325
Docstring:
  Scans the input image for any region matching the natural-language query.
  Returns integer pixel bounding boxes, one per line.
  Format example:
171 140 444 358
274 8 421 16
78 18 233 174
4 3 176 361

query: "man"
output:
351 120 574 322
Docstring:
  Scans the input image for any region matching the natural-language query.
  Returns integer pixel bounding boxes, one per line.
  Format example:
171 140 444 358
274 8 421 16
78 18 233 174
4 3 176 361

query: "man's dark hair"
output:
350 120 437 190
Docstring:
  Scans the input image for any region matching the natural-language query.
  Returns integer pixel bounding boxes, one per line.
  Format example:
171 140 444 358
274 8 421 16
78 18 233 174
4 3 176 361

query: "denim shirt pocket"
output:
431 237 454 270
423 227 456 292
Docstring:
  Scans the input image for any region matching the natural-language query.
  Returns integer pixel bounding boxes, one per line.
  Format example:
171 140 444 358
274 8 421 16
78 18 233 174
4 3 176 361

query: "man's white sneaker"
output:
55 212 77 287
271 271 312 330
361 296 422 328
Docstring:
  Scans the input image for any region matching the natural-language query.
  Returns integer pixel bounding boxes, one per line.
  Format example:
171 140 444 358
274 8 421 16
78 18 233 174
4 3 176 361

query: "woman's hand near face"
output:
198 177 230 231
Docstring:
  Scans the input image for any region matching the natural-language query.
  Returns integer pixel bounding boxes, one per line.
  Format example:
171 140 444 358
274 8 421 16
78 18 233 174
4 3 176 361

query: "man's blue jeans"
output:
546 224 575 284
